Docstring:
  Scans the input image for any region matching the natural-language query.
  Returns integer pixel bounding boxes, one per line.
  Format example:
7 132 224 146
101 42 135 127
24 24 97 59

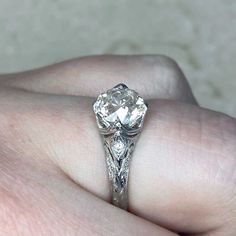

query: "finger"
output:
130 100 236 235
55 99 235 234
0 146 177 236
0 55 197 104
1 88 235 234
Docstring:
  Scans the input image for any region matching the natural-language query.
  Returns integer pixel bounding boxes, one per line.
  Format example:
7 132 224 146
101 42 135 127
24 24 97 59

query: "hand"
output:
0 55 235 236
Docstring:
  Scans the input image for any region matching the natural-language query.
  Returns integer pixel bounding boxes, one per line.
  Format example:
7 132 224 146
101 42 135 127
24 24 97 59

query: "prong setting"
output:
93 84 148 135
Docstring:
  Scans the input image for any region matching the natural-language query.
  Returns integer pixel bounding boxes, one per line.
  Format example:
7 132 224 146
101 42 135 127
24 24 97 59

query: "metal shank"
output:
103 131 139 210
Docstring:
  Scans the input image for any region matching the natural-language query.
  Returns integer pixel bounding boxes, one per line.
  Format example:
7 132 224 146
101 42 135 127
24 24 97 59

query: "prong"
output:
144 101 149 108
114 83 128 90
115 122 122 130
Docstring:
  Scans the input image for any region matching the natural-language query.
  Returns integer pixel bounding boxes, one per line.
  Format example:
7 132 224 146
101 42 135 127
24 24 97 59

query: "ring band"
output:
93 84 148 210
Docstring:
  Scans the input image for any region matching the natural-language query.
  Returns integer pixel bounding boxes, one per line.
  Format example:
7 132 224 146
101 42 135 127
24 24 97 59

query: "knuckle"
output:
162 56 185 85
218 114 236 175
145 55 195 103
134 55 197 103
150 55 183 78
145 55 187 91
154 54 179 68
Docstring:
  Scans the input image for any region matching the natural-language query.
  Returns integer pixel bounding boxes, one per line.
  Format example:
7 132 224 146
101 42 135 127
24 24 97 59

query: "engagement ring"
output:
93 84 148 210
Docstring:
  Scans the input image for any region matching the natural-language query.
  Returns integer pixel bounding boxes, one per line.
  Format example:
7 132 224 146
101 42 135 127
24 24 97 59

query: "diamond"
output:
93 84 147 132
111 135 126 160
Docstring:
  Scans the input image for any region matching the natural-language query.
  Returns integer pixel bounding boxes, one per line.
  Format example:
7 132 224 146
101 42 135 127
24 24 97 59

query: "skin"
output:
0 55 235 235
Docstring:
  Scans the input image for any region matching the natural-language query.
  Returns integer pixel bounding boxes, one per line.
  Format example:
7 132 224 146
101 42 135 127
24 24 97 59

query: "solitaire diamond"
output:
93 84 147 132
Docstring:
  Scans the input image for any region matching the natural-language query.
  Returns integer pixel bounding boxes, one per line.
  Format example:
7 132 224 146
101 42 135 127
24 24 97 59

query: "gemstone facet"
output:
93 84 147 132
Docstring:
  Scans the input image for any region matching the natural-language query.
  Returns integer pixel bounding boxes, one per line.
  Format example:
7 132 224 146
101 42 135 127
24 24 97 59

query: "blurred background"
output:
0 0 235 116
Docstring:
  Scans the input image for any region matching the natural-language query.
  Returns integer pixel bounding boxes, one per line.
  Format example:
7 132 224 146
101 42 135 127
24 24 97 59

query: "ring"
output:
93 84 148 210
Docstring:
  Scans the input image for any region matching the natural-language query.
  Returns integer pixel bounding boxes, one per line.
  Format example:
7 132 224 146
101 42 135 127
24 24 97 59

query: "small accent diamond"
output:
111 134 126 160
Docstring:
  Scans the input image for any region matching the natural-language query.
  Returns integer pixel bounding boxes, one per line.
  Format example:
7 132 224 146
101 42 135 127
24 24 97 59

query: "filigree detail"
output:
103 131 138 209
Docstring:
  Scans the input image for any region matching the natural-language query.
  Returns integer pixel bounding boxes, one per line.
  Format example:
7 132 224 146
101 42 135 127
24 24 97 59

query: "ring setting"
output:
93 84 148 210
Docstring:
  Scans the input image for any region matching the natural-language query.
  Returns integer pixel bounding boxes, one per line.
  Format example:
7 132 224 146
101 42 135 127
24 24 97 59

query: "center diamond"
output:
93 84 147 131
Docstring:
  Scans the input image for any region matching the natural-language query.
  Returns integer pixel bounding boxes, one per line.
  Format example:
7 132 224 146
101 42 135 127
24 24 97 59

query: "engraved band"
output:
103 131 138 210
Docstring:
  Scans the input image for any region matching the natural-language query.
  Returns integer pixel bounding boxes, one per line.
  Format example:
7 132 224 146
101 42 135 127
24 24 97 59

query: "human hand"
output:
0 55 235 235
